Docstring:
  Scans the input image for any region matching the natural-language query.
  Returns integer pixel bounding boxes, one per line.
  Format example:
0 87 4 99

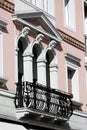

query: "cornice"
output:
0 0 14 13
58 29 84 51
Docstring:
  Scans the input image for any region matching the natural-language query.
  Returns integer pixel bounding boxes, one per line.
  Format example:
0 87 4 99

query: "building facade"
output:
0 0 87 129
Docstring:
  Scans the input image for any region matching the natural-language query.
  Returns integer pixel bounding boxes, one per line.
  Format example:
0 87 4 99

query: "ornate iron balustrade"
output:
15 81 73 119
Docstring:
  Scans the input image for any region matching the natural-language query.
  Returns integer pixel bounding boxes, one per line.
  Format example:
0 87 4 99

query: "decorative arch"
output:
16 26 30 50
30 33 44 55
44 43 58 89
17 37 29 83
31 37 44 83
15 27 30 83
32 43 43 82
15 27 30 107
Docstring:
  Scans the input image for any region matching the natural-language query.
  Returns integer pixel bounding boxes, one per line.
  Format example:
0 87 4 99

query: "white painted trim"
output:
15 28 30 82
65 53 81 63
12 12 63 42
20 0 56 19
65 57 80 102
63 0 76 32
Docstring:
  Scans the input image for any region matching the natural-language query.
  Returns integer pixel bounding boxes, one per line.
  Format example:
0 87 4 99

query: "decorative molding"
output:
36 33 44 43
32 33 44 44
0 0 14 13
58 29 84 51
48 40 57 49
13 12 62 42
65 53 81 63
22 26 30 37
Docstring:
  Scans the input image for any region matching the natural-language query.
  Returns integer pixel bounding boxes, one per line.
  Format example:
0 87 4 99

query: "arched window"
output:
17 38 29 107
32 44 42 83
18 38 28 83
46 49 58 89
18 39 24 83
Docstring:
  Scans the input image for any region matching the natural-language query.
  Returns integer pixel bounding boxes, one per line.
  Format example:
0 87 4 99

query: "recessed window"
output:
84 4 87 34
64 0 76 30
18 39 24 83
67 67 75 94
0 28 3 77
84 2 87 53
65 53 80 102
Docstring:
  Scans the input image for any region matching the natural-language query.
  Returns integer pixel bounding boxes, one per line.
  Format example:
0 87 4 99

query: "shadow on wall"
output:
56 42 63 52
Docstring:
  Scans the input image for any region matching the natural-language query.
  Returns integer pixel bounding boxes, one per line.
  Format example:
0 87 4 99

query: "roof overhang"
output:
13 12 63 43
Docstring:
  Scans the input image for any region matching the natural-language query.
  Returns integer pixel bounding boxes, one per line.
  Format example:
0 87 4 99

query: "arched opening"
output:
17 38 28 107
18 38 28 83
18 39 24 83
46 50 54 88
32 44 42 83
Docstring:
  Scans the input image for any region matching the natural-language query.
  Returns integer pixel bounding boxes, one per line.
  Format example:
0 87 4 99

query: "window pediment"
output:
65 53 81 64
0 19 7 28
13 12 62 42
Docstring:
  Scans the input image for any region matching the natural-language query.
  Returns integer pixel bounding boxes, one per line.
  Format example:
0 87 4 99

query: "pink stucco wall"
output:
1 0 87 112
55 0 87 112
0 7 15 92
55 0 84 42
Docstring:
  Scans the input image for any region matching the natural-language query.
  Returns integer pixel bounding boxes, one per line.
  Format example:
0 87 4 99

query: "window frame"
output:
66 61 79 101
64 0 76 31
65 53 80 102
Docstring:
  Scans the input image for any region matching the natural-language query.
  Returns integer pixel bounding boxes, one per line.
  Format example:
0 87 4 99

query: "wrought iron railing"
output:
15 81 73 118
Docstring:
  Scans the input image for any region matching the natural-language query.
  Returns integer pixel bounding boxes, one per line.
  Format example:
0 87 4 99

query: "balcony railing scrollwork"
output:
15 81 73 119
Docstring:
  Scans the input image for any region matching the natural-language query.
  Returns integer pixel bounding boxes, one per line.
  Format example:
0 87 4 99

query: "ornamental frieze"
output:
58 29 84 51
0 0 14 13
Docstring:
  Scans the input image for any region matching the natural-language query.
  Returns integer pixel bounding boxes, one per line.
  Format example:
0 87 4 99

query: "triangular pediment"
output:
25 18 51 34
13 12 62 42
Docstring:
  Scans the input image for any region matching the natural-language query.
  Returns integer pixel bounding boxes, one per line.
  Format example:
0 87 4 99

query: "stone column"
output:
23 53 33 83
50 65 58 89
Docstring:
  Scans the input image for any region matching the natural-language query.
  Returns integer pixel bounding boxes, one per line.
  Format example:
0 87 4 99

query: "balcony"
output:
15 81 73 121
